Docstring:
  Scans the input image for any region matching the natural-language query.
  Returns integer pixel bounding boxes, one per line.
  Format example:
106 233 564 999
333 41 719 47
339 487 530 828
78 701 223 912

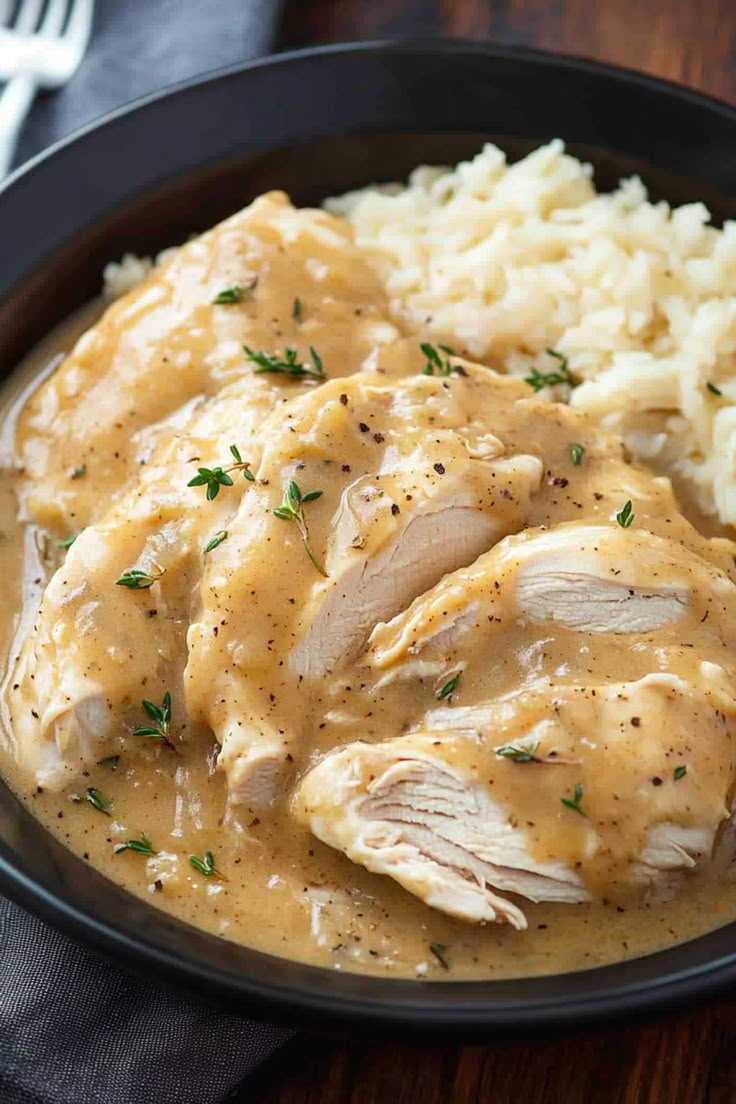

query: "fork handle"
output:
0 74 38 178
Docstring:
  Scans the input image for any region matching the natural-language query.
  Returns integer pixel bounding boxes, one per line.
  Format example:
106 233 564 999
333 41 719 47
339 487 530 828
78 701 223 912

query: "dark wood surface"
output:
236 3 736 1101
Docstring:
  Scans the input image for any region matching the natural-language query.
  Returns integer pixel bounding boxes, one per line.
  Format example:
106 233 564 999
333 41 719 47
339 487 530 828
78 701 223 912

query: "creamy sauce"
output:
2 197 736 980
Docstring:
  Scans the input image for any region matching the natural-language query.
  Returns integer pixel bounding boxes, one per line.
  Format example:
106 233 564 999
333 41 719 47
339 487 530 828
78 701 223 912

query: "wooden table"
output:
238 3 736 1101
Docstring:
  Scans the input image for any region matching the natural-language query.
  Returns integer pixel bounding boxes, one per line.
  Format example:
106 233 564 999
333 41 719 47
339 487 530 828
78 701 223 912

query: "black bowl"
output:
1 41 735 1036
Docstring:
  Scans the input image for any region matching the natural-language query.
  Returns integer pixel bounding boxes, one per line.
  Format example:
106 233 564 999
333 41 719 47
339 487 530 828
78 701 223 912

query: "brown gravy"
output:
1 305 735 981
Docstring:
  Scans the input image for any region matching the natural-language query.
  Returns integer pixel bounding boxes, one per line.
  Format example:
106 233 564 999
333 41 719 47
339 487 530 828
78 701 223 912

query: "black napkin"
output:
2 2 294 1102
13 0 284 167
0 901 294 1104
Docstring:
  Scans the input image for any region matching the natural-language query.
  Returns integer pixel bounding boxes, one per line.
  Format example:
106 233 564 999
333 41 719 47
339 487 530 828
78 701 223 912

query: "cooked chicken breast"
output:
16 192 398 531
370 522 736 682
8 376 267 787
295 733 588 928
296 673 736 926
185 368 548 805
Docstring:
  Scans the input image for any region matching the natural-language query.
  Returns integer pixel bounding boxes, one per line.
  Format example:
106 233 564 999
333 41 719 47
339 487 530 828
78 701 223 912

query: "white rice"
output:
102 253 154 299
102 247 179 300
328 140 736 525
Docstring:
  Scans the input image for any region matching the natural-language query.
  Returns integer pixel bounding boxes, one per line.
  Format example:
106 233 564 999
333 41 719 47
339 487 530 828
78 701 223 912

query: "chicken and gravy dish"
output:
1 143 736 979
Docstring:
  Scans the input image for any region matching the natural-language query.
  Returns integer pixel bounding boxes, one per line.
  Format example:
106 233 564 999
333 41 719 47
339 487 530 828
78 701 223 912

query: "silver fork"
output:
0 0 94 177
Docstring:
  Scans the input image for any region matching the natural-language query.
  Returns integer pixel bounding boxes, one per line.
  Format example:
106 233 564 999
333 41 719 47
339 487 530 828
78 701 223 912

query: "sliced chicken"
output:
370 523 736 683
17 192 398 531
296 672 736 924
290 454 542 679
8 375 269 787
294 734 588 928
512 524 729 633
185 369 547 803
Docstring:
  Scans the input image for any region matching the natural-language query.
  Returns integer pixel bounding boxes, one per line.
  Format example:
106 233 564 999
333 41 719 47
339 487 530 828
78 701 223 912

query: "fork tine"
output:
13 0 44 33
62 0 93 56
39 0 68 36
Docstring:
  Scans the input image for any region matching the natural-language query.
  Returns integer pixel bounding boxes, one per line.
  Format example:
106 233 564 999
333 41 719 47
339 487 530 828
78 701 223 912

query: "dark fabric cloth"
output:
2 3 294 1102
0 899 294 1104
13 0 283 168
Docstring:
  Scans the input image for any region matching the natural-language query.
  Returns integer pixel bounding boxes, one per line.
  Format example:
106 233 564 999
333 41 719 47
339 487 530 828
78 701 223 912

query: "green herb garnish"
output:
57 535 77 549
435 673 460 701
245 344 325 381
114 832 157 857
674 764 687 781
292 297 302 322
70 464 87 480
212 278 257 305
570 443 584 466
86 787 111 815
421 342 465 377
188 851 227 880
496 741 541 763
707 382 723 397
616 500 635 529
524 348 573 392
429 943 449 969
187 443 255 500
98 755 120 771
133 691 175 748
561 783 586 817
273 480 327 576
203 530 228 554
115 567 163 589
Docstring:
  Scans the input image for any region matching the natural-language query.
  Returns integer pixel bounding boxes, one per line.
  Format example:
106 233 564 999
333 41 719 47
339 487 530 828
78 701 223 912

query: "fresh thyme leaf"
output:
674 764 687 781
273 479 328 576
429 943 449 969
570 443 584 466
420 342 465 377
245 345 325 381
203 530 228 554
616 500 635 528
133 692 175 747
114 832 157 857
57 535 77 549
496 741 541 763
115 568 162 589
436 673 460 700
524 349 573 392
523 368 549 392
188 444 255 499
309 346 323 377
70 464 87 480
86 787 112 815
292 297 302 322
98 755 120 771
212 278 257 305
188 850 227 880
707 382 723 396
187 466 234 500
546 348 570 372
561 782 586 817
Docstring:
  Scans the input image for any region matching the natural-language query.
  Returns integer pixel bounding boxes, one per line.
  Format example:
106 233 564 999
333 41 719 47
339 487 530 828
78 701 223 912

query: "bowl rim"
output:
2 38 736 1034
3 36 735 196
